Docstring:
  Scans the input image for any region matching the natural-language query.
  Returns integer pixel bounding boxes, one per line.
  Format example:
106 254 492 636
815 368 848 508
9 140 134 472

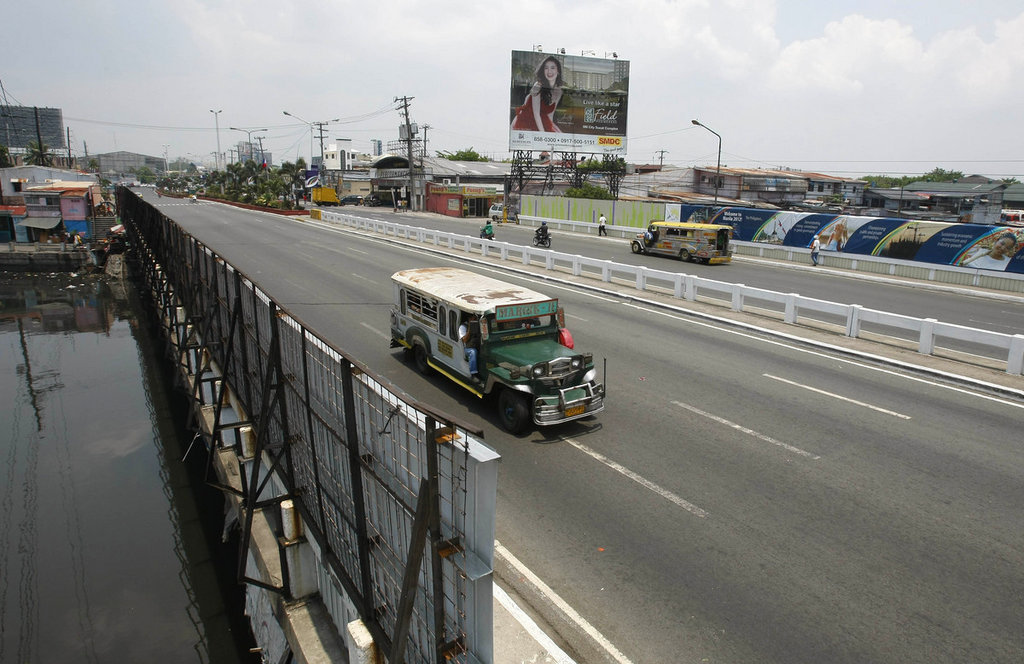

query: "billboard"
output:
0 106 65 150
509 50 629 155
702 205 1024 273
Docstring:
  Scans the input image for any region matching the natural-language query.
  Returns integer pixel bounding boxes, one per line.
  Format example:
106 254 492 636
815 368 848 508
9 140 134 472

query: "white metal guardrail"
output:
318 210 1024 376
514 214 1024 296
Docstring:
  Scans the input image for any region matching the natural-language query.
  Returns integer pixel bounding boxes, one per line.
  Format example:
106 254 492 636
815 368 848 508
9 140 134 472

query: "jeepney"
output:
389 267 604 433
630 220 733 264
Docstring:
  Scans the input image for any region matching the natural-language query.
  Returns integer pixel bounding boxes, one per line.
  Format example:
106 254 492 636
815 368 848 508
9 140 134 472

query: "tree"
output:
26 140 53 167
87 158 99 172
860 167 970 188
565 182 614 200
136 166 156 184
0 145 13 168
436 148 489 162
277 158 308 208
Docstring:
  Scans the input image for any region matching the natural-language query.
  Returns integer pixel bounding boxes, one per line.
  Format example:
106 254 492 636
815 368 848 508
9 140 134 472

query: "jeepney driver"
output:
459 315 479 375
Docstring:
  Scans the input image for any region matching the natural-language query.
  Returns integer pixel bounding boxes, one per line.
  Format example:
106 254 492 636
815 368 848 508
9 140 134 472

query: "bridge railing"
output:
120 190 498 664
318 210 1024 376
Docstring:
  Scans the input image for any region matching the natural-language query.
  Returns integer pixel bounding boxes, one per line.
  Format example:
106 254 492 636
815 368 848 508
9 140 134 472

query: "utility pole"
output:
421 123 431 158
33 106 47 166
655 149 668 167
256 136 267 175
395 95 415 210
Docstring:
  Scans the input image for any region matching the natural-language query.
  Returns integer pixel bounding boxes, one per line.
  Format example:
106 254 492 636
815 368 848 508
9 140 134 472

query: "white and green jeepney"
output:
390 267 605 433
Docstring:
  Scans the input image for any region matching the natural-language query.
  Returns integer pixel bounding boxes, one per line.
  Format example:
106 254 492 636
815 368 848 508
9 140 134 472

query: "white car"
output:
489 203 518 222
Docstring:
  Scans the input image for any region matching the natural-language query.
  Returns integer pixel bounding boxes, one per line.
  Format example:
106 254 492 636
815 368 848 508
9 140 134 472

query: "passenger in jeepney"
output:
458 314 480 375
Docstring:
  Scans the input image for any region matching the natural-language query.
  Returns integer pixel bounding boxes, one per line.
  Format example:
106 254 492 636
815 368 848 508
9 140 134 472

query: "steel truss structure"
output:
509 149 627 198
116 189 497 664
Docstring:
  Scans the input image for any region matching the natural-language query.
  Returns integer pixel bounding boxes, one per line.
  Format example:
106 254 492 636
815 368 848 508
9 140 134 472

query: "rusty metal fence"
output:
117 189 497 663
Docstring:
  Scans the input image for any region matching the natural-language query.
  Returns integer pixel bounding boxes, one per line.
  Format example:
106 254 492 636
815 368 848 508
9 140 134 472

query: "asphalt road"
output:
142 191 1024 664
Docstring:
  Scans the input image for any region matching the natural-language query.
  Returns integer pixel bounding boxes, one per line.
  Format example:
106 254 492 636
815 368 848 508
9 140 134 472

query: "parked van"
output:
390 267 604 433
311 187 340 206
630 220 733 264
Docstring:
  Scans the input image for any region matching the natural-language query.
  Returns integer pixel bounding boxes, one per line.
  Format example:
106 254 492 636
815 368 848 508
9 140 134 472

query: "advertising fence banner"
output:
702 206 1024 273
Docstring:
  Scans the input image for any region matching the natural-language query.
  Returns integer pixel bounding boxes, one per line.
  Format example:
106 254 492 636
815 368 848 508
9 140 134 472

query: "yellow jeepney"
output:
630 220 733 264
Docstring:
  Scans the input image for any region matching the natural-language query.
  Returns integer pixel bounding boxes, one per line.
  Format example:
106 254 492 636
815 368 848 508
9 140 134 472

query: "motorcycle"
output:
479 225 494 240
532 229 551 248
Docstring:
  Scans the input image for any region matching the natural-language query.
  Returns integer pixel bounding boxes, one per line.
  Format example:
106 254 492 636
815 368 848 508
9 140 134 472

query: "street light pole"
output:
283 111 339 169
691 119 722 205
229 126 268 165
209 109 223 171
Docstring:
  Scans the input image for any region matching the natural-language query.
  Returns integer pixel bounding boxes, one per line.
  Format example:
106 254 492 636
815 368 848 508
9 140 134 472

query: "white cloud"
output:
5 0 1023 178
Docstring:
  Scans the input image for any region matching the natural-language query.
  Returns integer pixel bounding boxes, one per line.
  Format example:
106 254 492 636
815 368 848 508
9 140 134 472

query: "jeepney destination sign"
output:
495 300 558 321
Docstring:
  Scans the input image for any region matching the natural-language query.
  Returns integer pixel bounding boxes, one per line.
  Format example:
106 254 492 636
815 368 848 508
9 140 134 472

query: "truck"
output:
390 267 605 433
311 187 340 206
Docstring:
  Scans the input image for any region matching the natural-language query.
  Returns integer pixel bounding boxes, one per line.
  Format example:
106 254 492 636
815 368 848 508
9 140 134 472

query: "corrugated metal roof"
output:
392 267 552 313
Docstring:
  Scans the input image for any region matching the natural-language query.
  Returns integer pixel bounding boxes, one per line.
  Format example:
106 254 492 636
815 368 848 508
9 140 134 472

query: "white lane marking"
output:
299 220 1023 409
564 438 708 518
347 247 368 255
492 584 578 664
360 322 389 340
495 540 635 664
763 373 912 420
349 272 374 282
671 400 821 460
566 312 588 322
622 302 1024 410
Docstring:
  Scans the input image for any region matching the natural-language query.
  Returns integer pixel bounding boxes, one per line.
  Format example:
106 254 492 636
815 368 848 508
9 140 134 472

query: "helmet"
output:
541 221 547 226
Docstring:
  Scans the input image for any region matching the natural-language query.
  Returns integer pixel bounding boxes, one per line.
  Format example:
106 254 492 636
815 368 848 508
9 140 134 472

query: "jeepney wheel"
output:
413 343 432 375
678 249 692 262
497 389 530 434
631 240 644 254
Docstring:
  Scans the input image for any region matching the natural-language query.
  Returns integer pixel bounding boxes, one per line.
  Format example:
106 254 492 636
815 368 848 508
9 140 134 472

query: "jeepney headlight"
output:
531 363 548 378
570 356 583 370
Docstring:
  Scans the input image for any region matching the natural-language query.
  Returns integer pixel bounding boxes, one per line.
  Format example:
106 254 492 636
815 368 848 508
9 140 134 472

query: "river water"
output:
0 272 258 663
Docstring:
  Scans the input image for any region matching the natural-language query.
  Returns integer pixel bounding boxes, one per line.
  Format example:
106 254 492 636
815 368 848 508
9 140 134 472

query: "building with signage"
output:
426 183 502 218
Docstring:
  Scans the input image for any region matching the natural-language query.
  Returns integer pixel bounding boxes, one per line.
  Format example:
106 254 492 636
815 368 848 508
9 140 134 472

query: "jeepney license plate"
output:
564 405 585 417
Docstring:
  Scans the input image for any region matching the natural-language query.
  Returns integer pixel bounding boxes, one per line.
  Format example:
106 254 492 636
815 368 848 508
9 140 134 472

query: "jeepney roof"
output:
649 220 733 231
392 267 553 314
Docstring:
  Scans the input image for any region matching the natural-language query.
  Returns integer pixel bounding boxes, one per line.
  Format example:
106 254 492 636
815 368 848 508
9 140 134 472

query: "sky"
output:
4 0 1023 180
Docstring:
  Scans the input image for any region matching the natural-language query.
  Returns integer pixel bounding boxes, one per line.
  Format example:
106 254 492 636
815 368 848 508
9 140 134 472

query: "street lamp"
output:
209 109 223 171
691 118 722 205
229 126 268 165
283 110 340 168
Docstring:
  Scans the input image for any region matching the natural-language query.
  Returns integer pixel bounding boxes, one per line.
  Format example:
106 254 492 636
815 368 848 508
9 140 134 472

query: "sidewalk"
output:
493 585 574 664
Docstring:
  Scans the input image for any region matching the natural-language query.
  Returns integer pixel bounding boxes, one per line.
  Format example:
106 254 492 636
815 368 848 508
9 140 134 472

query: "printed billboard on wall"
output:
706 205 1024 273
509 50 629 155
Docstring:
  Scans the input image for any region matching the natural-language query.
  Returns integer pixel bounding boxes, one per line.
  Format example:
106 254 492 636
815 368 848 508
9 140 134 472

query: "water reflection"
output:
0 273 256 663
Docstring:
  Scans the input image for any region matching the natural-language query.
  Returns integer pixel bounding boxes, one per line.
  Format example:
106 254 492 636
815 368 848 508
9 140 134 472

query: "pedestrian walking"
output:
811 235 821 266
598 213 608 236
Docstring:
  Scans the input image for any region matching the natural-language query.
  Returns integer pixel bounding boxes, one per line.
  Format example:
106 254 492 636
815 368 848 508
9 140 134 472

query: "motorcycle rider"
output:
535 221 549 242
480 221 494 240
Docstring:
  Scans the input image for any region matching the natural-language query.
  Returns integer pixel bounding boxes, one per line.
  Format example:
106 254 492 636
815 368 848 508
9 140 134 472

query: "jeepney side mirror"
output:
556 308 565 328
479 317 489 340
